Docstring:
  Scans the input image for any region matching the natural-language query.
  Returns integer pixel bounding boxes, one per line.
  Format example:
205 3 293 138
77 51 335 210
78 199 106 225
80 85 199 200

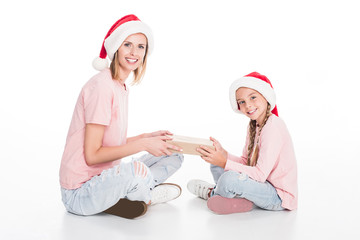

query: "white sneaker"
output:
187 179 215 200
150 183 182 205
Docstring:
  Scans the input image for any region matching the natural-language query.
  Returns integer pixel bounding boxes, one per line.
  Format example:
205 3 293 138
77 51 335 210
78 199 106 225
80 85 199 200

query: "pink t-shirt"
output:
225 115 298 210
60 69 129 189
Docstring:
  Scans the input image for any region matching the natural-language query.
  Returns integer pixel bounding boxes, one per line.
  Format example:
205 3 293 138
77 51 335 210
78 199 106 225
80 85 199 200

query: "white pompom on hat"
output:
92 14 154 71
229 72 279 116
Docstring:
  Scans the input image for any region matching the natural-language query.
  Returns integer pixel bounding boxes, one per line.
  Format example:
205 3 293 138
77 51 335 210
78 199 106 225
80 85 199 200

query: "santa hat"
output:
229 72 279 116
92 14 154 71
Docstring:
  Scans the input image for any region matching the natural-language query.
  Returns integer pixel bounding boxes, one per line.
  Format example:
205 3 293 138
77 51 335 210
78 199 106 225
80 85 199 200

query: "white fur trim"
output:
92 57 109 71
229 76 276 114
104 21 154 61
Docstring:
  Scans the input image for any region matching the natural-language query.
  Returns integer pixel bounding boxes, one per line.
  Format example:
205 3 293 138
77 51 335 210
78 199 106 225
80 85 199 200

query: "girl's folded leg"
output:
213 170 284 211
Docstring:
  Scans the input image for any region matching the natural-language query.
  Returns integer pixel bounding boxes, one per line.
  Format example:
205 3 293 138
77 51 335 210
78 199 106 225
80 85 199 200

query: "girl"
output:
60 14 184 219
187 72 298 214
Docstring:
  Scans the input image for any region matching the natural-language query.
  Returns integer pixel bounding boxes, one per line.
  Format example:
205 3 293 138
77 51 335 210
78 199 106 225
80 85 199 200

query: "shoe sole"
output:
207 195 253 214
104 198 147 219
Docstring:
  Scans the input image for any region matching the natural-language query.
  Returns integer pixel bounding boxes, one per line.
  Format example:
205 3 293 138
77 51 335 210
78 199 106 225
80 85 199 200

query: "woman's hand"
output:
144 130 173 138
84 126 180 165
127 130 173 143
197 137 228 168
139 135 182 157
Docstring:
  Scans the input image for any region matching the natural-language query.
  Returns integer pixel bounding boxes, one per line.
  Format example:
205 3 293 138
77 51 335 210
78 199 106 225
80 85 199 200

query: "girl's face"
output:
236 87 269 125
117 33 147 73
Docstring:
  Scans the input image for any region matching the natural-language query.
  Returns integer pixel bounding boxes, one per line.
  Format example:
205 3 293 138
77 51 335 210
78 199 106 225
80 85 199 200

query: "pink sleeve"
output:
225 123 284 183
226 128 249 165
83 83 113 126
227 153 247 164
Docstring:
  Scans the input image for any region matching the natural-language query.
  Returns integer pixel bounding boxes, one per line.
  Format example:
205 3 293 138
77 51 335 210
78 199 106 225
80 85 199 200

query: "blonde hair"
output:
247 103 272 166
110 48 148 85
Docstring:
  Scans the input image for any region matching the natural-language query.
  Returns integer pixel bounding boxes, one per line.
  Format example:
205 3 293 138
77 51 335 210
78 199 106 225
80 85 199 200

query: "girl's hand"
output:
140 135 182 157
197 137 228 168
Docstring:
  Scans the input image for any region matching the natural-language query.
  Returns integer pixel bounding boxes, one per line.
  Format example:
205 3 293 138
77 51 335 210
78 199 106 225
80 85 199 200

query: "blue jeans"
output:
61 153 183 216
210 164 284 211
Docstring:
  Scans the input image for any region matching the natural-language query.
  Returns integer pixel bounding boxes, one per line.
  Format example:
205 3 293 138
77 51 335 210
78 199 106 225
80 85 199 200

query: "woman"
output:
60 14 183 219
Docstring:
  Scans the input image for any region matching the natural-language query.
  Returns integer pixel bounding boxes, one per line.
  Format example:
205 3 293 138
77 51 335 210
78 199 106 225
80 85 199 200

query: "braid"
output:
247 103 272 166
247 120 257 166
257 104 271 139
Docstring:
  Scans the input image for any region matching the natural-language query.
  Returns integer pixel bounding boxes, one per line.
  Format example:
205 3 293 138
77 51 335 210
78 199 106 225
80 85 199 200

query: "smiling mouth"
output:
125 58 138 63
247 109 257 115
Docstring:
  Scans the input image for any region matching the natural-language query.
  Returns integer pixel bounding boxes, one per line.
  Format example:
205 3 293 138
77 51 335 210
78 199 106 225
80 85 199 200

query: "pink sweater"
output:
225 115 298 210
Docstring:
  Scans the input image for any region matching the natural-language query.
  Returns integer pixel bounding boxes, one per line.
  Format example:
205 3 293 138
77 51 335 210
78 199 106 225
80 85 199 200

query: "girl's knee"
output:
218 171 246 186
215 171 248 197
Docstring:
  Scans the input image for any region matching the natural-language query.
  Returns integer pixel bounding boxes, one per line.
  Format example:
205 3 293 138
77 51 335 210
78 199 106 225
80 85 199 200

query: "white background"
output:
1 0 359 239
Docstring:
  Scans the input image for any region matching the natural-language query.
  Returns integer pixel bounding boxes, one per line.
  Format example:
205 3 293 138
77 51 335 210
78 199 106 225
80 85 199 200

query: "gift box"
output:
166 135 214 156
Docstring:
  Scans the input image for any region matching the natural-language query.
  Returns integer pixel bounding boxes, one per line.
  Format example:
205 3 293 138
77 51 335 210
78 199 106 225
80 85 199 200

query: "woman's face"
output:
236 87 269 125
117 33 147 73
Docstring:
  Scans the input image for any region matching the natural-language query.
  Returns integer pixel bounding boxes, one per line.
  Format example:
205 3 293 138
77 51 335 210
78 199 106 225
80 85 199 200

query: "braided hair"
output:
247 103 272 166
